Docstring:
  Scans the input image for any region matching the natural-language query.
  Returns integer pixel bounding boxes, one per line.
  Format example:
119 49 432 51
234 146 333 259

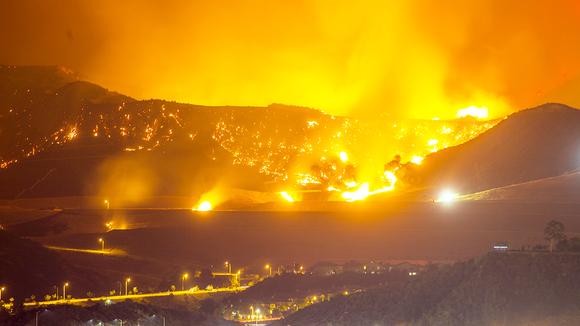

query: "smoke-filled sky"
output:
2 0 580 118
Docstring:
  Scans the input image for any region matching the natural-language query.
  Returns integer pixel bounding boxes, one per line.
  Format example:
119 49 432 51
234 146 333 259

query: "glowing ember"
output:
194 201 213 211
341 173 396 202
306 120 319 128
344 180 358 188
341 182 371 202
410 155 424 165
279 191 295 202
435 189 459 204
457 106 489 119
67 127 78 141
427 139 439 146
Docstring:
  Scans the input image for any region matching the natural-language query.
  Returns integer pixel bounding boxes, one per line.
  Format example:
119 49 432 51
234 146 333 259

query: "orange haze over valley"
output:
2 0 580 119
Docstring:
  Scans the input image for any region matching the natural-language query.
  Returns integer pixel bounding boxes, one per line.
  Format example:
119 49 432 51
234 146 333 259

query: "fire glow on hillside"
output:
0 90 497 205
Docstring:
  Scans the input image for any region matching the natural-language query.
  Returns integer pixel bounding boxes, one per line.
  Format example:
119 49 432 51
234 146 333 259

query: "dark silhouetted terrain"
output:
1 300 234 326
280 253 580 325
463 171 580 203
415 104 580 194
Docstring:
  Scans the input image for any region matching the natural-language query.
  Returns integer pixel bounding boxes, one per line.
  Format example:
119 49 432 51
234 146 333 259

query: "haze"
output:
2 0 580 119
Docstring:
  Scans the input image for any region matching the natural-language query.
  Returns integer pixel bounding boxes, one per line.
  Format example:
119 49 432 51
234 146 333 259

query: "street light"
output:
63 282 69 300
98 238 105 251
104 199 110 209
125 278 131 295
265 264 272 277
181 273 189 291
0 286 5 302
236 270 241 285
225 261 231 274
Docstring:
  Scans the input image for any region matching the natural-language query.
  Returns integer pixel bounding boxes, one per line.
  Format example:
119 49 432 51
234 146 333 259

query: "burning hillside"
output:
0 66 497 205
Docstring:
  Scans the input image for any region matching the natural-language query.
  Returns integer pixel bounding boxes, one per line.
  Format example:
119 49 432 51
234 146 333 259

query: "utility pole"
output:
35 311 39 326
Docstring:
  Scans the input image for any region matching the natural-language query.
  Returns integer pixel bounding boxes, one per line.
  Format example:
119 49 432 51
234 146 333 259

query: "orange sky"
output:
2 0 580 118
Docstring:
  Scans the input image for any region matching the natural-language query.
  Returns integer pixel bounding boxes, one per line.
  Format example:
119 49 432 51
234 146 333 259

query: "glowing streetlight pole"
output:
181 273 189 291
265 264 272 277
63 282 69 300
255 308 261 325
225 261 231 274
125 278 131 295
0 287 5 301
104 199 110 209
98 238 105 251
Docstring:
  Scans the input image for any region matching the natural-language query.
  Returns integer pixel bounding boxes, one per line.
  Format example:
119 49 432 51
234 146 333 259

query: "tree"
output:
544 220 566 252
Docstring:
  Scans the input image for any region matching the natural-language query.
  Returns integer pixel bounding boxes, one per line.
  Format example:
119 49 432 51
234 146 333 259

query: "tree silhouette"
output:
544 220 566 252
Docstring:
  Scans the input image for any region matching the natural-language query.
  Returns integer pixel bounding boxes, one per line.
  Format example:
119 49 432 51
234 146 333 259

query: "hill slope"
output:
415 103 580 194
462 170 580 203
0 66 339 200
280 253 580 325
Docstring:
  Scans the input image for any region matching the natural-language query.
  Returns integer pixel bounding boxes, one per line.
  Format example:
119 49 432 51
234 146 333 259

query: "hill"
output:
0 66 338 201
1 300 234 326
462 171 580 203
279 252 580 325
414 103 580 194
225 271 407 304
0 230 87 302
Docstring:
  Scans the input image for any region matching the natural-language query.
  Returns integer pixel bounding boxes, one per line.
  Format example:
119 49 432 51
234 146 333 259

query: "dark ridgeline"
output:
410 103 580 194
0 65 340 200
278 252 580 325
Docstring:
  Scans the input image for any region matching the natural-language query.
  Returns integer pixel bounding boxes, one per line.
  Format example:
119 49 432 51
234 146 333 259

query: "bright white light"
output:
410 156 424 165
457 106 489 119
194 201 212 211
339 151 348 162
435 189 459 204
279 191 295 202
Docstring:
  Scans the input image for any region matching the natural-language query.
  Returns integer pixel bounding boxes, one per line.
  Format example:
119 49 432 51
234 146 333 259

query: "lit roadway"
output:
45 245 126 256
17 286 247 308
238 316 283 324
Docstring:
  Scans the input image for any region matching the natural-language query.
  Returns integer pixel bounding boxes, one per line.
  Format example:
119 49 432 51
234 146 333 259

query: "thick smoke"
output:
1 0 579 118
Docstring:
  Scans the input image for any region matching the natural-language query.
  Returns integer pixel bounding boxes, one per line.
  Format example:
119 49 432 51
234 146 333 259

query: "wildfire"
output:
457 106 489 119
66 126 78 141
341 183 371 202
341 171 397 202
410 155 424 165
194 201 213 211
279 191 295 202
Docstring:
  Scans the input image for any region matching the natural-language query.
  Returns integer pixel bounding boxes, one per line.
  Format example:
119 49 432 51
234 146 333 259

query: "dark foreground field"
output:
6 200 580 267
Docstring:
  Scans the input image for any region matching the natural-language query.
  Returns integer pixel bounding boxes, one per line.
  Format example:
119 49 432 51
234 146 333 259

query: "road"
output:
17 286 247 308
45 245 126 256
